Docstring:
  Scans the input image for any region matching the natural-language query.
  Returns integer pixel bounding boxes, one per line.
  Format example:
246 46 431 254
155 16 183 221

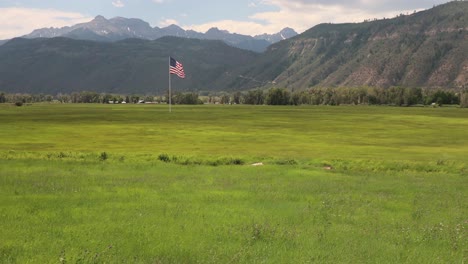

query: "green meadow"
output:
0 104 467 263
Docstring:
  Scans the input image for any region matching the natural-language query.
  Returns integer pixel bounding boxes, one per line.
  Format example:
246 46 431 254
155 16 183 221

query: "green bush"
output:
275 159 298 165
158 153 171 163
99 152 108 161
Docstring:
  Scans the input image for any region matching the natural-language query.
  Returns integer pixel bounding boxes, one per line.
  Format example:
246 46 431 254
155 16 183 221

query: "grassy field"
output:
0 104 467 263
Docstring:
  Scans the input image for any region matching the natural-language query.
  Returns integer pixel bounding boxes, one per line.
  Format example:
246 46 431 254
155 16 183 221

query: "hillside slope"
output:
0 37 258 94
228 1 467 90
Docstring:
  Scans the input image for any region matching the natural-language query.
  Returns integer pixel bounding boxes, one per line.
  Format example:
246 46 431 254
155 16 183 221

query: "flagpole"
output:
168 56 172 113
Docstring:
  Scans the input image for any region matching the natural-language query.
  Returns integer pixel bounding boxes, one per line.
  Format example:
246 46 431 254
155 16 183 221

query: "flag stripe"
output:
169 57 185 79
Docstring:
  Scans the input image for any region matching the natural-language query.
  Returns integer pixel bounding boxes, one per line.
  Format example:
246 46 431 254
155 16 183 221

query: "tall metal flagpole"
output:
168 57 172 113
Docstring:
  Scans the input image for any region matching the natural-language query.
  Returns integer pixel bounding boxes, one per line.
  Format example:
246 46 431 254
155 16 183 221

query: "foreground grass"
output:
1 159 466 263
0 104 467 263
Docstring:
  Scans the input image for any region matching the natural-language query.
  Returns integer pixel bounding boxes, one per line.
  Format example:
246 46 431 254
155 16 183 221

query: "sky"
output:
0 0 451 39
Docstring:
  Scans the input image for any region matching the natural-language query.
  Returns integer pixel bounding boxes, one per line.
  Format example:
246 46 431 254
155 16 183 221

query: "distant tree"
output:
297 91 311 105
79 91 100 103
232 92 242 104
173 92 201 104
220 95 230 104
243 89 265 105
102 94 113 104
387 86 405 106
356 87 369 105
403 87 423 106
130 95 140 104
144 95 154 102
56 93 70 103
426 90 459 106
309 88 324 105
290 92 301 105
460 90 468 108
322 88 337 106
266 88 291 105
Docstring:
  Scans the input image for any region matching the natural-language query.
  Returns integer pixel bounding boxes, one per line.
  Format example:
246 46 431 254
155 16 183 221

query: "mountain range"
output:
226 1 467 90
19 15 297 53
0 37 258 94
0 1 466 95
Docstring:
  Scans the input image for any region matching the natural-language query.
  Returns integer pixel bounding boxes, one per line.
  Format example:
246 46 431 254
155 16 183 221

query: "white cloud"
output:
250 2 406 33
152 0 166 3
188 0 424 35
188 20 275 35
112 0 125 8
248 2 258 8
0 7 92 39
159 19 179 27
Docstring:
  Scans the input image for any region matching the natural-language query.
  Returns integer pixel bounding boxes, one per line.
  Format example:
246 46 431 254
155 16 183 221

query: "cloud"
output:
251 0 429 33
152 0 166 3
159 19 179 27
112 0 125 8
188 0 436 35
261 0 444 12
251 1 415 33
248 2 258 8
0 7 92 39
188 20 276 35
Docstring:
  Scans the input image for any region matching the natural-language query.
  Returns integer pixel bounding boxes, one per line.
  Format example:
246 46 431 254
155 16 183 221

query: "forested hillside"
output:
227 1 467 90
0 37 258 94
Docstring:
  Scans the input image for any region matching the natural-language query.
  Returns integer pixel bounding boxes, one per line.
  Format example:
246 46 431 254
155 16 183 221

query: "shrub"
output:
99 152 108 161
275 159 298 165
15 102 23 107
229 158 245 165
158 153 171 163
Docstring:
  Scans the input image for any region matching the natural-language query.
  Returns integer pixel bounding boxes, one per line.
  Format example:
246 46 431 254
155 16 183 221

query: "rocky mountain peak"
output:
19 15 298 52
93 15 108 22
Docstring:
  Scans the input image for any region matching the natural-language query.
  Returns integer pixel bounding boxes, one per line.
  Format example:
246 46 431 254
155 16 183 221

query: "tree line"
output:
239 87 465 107
1 87 467 107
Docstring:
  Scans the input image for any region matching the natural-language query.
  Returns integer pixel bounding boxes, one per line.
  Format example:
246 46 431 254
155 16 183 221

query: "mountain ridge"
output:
20 16 298 52
225 1 467 90
0 36 258 94
0 2 466 94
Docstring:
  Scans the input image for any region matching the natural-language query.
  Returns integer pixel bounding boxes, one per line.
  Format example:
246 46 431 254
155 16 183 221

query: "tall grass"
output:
0 104 467 263
1 159 466 263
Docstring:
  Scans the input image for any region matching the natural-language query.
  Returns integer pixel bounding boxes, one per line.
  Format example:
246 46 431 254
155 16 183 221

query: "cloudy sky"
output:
0 0 450 39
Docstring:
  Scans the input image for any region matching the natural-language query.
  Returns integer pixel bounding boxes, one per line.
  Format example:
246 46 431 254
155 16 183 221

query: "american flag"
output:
169 57 185 79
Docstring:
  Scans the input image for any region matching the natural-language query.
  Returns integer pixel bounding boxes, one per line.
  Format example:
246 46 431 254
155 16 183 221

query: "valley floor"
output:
0 104 466 263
